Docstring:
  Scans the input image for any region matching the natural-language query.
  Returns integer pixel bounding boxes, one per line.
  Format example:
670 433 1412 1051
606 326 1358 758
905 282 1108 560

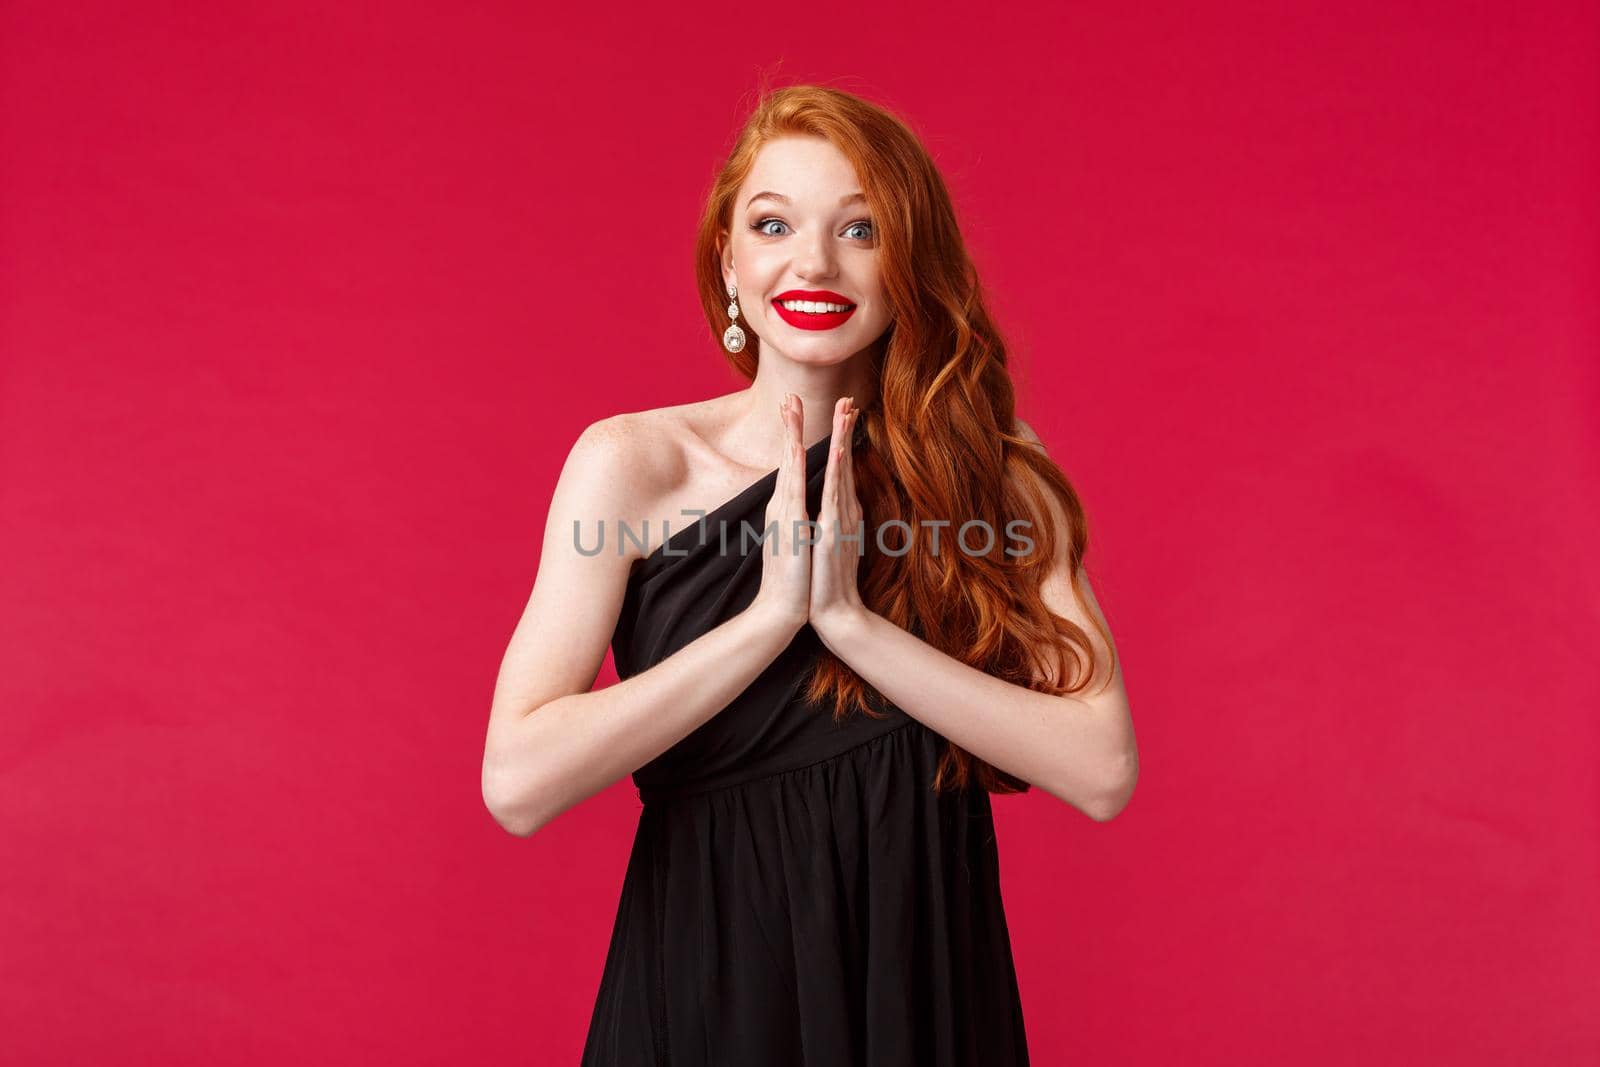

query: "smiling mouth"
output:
774 298 856 314
770 297 858 331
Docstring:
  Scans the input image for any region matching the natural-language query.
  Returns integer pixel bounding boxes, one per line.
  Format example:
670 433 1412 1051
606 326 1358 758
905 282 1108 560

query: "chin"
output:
787 345 861 365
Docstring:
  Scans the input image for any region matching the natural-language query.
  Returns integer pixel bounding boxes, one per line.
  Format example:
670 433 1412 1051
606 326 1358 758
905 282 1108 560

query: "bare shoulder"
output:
559 411 674 561
560 396 743 560
1005 415 1074 556
1005 416 1066 551
559 413 651 515
582 395 731 464
1005 415 1120 687
1012 415 1046 452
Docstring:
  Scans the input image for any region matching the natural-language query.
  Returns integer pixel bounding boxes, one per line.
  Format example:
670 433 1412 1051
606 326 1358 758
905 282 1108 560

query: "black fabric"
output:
581 425 1030 1066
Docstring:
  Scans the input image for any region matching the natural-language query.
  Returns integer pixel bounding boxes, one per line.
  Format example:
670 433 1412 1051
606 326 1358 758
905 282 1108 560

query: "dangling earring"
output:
722 283 747 353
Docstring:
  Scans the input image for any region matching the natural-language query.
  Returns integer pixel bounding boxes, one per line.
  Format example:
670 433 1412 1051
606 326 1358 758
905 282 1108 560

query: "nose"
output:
793 229 838 281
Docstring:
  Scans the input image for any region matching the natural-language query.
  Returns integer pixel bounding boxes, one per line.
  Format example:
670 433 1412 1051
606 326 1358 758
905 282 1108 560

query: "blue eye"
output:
750 218 876 241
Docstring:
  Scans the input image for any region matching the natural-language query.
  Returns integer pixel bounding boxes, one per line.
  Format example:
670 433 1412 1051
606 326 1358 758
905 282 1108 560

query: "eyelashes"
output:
750 218 875 241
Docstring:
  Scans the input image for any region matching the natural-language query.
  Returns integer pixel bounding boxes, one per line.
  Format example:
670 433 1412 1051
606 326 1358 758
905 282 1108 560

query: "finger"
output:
826 397 850 510
775 395 792 501
789 395 805 506
822 399 851 555
841 408 859 510
840 409 861 559
775 395 798 553
843 399 859 477
829 396 848 478
842 410 859 545
788 397 809 555
789 395 807 510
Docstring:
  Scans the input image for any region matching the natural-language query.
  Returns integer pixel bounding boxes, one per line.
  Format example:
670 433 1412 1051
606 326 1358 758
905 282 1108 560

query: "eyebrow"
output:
745 191 869 209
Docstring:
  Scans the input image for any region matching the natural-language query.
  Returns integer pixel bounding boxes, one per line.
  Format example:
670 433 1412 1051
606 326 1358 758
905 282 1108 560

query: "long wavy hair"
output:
693 83 1116 795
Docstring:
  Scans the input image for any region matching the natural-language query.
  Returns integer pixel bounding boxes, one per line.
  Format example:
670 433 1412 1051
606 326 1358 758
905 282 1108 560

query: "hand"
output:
749 392 812 636
809 396 868 637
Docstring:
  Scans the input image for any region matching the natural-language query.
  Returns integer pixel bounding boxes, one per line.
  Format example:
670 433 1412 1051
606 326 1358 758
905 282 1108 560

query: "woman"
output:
483 84 1137 1066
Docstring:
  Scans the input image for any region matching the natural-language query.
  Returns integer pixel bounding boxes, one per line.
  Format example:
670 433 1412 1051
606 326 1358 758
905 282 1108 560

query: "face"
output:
721 135 892 364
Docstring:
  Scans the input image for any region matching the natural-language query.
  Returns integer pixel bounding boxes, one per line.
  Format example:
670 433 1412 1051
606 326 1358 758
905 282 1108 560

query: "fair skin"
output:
482 135 1137 837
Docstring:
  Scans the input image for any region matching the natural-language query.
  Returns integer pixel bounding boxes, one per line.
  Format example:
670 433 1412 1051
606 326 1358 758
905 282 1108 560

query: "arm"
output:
812 417 1138 821
482 417 801 837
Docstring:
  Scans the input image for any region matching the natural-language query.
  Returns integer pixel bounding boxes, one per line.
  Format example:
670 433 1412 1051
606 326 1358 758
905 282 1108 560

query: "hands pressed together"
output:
752 392 871 641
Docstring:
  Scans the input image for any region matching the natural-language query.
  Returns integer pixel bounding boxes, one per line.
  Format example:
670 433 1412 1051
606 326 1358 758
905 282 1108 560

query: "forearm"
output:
491 601 800 835
815 609 1134 816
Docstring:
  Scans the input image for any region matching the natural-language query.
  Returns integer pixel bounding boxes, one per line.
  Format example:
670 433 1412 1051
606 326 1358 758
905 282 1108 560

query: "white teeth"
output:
779 299 853 314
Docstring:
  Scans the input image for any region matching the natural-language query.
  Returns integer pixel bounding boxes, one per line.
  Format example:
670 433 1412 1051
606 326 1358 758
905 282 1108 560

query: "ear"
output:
718 233 735 290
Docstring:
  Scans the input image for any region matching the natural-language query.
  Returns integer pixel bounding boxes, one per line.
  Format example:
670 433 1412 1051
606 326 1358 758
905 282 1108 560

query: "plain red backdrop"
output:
2 2 1596 1063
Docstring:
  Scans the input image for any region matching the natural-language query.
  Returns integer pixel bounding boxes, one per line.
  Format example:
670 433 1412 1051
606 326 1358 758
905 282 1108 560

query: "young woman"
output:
483 84 1137 1066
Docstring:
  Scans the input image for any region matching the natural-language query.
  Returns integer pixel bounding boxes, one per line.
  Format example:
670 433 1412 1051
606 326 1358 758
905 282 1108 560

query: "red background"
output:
3 2 1596 1063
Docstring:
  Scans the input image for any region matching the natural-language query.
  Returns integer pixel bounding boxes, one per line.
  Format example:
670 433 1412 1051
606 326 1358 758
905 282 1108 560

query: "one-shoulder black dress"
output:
581 425 1030 1066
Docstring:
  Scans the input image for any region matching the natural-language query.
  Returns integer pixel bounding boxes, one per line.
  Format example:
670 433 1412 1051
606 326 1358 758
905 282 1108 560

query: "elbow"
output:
1087 752 1139 823
485 790 543 838
482 759 545 838
486 799 541 838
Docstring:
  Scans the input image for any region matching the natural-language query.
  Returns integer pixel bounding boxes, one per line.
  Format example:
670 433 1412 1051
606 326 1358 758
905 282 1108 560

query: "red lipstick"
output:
771 289 858 331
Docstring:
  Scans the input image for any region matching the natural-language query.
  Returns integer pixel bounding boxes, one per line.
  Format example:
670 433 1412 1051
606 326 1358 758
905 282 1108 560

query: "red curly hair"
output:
693 82 1116 795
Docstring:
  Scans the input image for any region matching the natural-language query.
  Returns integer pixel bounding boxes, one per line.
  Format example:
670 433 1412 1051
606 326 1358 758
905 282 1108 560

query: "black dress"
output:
581 425 1030 1067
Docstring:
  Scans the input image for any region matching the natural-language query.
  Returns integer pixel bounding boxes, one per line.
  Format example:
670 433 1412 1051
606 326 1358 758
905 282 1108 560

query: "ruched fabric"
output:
581 425 1029 1067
